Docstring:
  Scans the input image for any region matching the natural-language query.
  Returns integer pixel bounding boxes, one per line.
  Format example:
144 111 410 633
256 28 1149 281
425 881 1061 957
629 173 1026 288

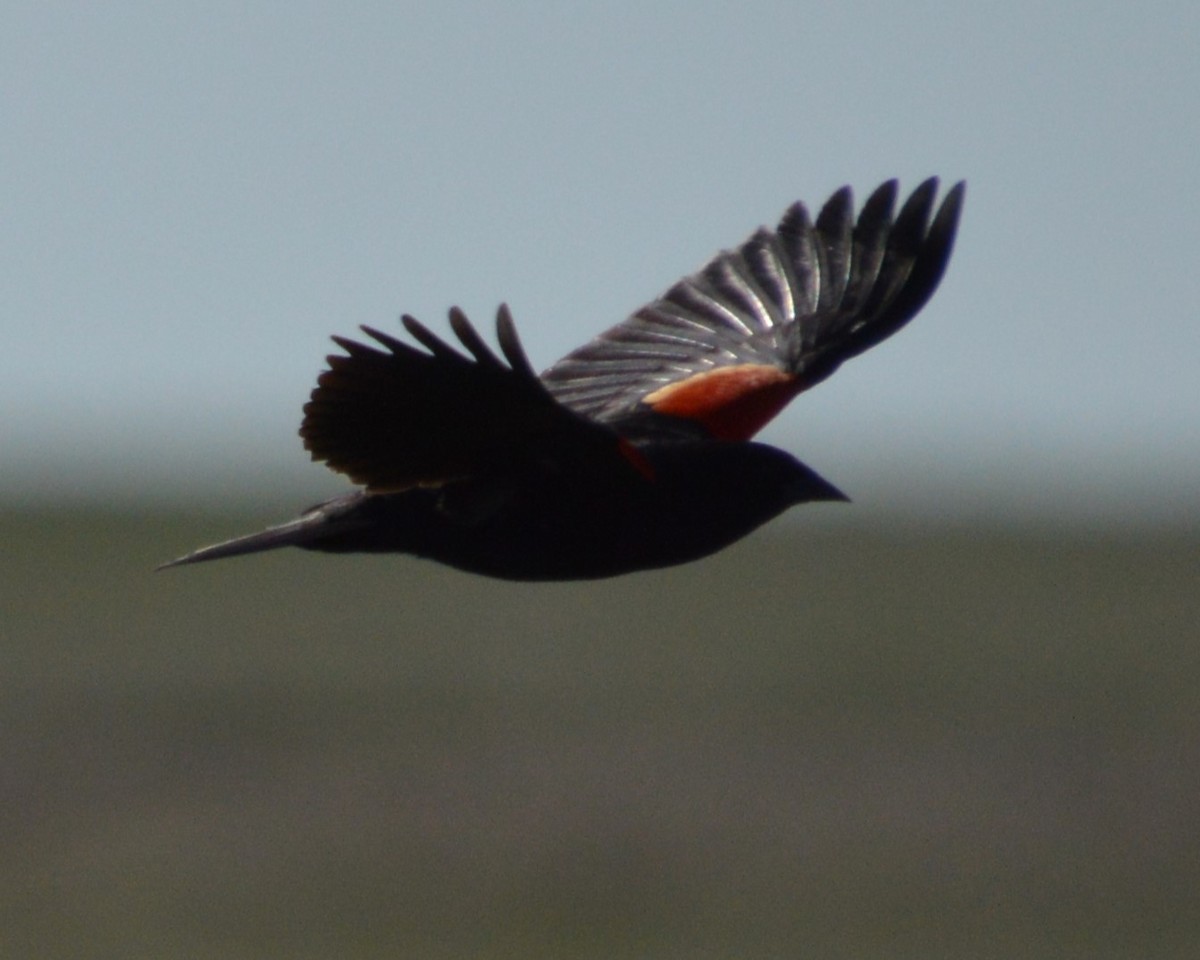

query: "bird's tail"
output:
157 495 364 570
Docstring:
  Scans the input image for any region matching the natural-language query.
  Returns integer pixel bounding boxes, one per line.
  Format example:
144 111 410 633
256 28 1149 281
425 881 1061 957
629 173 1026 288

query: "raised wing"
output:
300 305 629 492
540 178 965 441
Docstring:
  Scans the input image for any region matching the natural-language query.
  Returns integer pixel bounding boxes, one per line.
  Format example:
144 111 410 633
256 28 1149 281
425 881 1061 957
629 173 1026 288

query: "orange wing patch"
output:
642 364 801 441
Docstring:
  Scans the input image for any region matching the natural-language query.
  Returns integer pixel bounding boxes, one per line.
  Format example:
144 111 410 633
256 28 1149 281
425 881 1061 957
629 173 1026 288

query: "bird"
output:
161 178 964 580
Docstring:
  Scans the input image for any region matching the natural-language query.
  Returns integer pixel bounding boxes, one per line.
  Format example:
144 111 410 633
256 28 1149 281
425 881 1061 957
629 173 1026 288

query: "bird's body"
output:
163 178 964 580
174 440 842 580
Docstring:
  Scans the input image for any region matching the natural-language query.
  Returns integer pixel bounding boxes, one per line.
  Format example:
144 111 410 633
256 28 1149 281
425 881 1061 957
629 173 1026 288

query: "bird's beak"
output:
811 479 851 503
795 466 850 504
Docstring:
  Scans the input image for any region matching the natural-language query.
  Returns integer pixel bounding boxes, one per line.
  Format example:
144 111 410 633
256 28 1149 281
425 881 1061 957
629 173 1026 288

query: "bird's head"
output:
634 439 848 546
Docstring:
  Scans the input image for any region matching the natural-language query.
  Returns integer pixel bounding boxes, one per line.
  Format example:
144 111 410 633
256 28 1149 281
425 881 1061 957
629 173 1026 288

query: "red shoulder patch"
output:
642 364 800 441
617 438 656 481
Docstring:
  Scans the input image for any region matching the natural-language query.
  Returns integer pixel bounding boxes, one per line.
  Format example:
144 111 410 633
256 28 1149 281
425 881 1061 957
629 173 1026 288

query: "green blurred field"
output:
2 508 1198 959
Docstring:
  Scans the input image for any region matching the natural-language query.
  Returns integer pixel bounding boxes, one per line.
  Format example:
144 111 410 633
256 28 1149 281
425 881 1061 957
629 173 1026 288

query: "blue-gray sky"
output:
4 1 1198 525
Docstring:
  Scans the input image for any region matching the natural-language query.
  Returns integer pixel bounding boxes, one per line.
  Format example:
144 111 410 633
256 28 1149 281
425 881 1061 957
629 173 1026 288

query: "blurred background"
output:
3 2 1198 958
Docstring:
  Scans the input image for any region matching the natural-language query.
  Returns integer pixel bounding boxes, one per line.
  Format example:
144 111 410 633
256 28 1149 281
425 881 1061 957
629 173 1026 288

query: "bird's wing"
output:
539 178 965 441
300 305 644 492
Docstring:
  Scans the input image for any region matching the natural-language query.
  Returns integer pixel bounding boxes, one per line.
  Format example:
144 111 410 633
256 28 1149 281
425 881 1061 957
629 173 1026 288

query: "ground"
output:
3 510 1198 959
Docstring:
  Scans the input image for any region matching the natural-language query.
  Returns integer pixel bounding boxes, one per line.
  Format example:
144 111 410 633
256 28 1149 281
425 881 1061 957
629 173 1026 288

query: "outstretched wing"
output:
539 178 965 441
300 305 633 492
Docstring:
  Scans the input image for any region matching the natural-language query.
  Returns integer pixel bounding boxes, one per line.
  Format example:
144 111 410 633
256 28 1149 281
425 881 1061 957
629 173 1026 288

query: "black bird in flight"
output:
162 178 964 580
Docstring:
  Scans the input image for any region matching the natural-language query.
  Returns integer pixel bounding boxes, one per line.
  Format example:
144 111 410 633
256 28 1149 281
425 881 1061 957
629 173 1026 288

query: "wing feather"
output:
300 305 622 491
540 178 964 438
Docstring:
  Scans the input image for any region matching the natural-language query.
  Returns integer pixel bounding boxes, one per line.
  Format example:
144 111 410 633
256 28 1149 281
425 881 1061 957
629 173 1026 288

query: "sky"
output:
3 1 1198 526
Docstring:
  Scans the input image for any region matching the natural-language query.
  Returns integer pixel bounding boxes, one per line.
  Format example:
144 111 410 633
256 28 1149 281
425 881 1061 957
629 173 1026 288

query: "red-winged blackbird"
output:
162 178 964 580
